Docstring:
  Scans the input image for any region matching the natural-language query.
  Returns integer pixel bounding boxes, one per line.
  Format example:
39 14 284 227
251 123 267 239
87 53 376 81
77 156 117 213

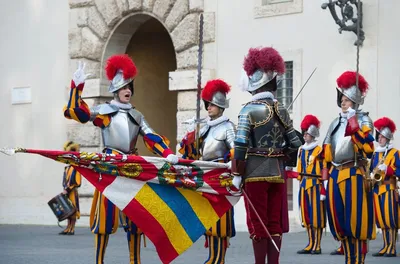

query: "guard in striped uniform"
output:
179 79 236 264
322 71 376 264
370 117 400 257
63 55 179 264
59 141 82 235
296 115 326 255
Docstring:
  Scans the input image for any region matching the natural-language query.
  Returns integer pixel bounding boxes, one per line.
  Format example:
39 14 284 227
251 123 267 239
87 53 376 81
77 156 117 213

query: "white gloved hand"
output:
232 175 242 189
183 116 196 132
323 180 328 191
183 116 207 132
378 163 388 173
166 154 179 164
73 61 92 86
285 166 294 171
346 107 356 120
226 161 232 170
320 194 326 201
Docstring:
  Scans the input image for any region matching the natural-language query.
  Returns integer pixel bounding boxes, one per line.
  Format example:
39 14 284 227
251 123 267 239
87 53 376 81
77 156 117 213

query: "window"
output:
277 61 293 112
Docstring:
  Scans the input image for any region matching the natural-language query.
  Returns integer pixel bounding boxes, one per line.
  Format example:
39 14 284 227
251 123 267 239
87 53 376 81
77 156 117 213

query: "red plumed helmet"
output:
336 71 368 95
201 79 231 109
105 54 137 93
374 117 396 140
243 47 285 77
106 54 137 81
335 71 369 107
301 115 320 131
300 115 320 138
242 47 285 92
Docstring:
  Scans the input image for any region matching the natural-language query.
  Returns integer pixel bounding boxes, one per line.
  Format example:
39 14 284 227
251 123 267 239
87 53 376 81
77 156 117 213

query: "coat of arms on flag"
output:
1 147 241 263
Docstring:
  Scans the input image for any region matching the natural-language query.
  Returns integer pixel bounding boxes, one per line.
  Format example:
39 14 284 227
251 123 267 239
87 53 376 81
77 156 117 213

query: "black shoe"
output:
66 231 75 235
384 253 396 257
371 252 384 257
330 250 343 255
297 249 312 254
311 249 321 255
58 231 68 235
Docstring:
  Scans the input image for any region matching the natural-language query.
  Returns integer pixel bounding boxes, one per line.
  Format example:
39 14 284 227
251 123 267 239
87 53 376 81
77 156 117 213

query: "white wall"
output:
0 0 70 225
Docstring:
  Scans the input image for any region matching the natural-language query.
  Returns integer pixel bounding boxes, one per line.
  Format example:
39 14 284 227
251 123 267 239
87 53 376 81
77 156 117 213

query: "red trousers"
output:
244 181 284 238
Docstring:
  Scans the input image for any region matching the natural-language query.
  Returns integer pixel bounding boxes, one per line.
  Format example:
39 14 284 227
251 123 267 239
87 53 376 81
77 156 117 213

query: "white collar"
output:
110 100 133 110
251 91 277 102
301 141 319 150
375 144 393 153
207 116 228 127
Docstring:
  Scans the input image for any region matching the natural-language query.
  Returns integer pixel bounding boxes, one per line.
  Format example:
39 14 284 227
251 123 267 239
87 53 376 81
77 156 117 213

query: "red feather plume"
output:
201 79 231 101
105 54 137 81
300 115 320 131
243 47 285 76
336 71 369 95
374 117 396 133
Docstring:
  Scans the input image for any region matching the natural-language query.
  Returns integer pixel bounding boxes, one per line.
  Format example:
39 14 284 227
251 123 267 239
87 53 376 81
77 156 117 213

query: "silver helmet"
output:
300 114 320 139
336 85 364 109
201 79 231 110
105 54 137 94
108 70 134 93
242 47 285 93
305 124 320 138
374 117 396 141
377 127 394 140
204 91 229 109
336 71 369 110
248 69 279 92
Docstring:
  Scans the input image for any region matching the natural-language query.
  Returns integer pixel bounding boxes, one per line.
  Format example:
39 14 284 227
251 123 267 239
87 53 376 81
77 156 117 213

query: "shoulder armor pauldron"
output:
128 108 143 126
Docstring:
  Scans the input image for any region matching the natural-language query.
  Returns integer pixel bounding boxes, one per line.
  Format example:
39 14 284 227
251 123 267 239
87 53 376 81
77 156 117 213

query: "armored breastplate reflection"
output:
201 123 231 162
331 117 354 164
102 109 140 153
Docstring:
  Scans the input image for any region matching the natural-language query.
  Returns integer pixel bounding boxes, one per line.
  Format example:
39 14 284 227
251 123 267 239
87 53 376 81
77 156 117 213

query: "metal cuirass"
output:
101 109 140 154
244 101 286 149
200 120 235 162
325 112 373 165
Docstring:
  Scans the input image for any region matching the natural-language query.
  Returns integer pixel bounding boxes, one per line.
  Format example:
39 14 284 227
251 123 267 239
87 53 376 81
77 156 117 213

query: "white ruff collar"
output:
251 91 277 102
375 144 393 153
110 100 132 110
207 116 228 127
301 141 318 150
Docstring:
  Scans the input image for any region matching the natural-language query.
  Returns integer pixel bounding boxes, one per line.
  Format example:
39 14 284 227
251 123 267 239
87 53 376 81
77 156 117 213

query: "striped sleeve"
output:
178 131 202 160
63 80 91 123
350 125 374 158
143 133 174 158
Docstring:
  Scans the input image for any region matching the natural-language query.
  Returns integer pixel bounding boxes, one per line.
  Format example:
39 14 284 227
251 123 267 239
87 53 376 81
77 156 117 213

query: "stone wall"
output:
68 0 216 150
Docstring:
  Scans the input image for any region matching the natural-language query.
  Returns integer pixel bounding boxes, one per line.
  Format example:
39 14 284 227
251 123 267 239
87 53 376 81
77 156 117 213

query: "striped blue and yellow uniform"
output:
63 165 81 219
370 148 400 256
64 80 174 264
324 123 376 264
296 145 326 253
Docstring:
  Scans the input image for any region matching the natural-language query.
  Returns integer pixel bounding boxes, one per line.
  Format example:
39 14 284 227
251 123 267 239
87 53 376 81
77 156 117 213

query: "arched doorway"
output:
126 18 178 156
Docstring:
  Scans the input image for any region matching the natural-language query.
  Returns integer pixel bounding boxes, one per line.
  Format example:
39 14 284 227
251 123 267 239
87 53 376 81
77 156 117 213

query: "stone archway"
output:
67 0 216 150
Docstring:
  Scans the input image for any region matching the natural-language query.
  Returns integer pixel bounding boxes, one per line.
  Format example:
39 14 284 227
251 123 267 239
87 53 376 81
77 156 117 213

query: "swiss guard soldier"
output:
231 46 302 264
370 117 400 257
63 55 179 264
179 79 236 264
295 115 327 255
322 71 376 264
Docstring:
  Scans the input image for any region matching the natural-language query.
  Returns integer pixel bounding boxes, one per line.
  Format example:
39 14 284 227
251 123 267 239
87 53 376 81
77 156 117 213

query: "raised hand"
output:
73 61 92 86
